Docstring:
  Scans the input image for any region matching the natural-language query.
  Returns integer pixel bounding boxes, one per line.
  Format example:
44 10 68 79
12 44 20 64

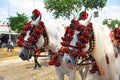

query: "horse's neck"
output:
36 35 44 47
28 21 64 52
44 23 64 51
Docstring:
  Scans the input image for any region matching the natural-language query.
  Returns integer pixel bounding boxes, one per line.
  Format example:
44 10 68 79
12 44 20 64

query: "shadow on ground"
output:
0 77 4 80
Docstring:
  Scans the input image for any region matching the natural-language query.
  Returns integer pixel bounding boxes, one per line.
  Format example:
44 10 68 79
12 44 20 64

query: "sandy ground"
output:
0 54 98 80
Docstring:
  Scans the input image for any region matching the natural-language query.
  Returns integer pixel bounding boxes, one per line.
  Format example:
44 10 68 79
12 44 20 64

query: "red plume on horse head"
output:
32 9 41 20
78 11 88 20
32 9 41 16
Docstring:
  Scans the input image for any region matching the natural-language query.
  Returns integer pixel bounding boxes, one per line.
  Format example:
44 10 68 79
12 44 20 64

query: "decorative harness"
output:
48 19 96 67
17 21 49 56
112 27 120 53
61 19 95 57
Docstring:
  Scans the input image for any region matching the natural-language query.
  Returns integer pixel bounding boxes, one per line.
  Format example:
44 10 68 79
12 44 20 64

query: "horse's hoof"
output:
38 64 41 68
34 66 41 69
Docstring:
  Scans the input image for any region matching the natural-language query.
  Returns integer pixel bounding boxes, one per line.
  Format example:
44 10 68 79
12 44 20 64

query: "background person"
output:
7 41 14 52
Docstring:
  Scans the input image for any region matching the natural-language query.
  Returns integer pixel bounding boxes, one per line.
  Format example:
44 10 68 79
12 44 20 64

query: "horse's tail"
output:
93 25 117 79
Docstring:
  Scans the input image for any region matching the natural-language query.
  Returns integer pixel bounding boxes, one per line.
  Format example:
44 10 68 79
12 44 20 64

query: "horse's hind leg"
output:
34 56 41 69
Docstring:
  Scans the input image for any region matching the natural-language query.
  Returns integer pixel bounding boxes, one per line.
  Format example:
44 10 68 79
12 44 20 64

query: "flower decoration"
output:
60 19 94 58
78 11 88 20
48 52 61 67
32 9 41 17
17 21 46 50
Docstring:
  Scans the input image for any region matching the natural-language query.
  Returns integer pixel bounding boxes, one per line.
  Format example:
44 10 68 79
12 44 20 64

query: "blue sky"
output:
0 0 120 26
107 0 120 6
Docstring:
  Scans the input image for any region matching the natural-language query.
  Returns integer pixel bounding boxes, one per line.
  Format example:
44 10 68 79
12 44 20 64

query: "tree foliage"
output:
44 0 107 19
103 19 120 28
8 13 28 33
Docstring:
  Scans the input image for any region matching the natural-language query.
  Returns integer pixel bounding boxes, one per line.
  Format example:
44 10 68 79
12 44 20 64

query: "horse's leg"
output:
55 67 64 80
91 72 104 80
34 56 38 69
34 56 41 69
79 70 84 80
36 57 41 67
79 66 89 80
69 70 76 80
110 75 119 80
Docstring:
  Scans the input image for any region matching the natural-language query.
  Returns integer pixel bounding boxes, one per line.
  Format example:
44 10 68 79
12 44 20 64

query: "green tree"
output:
8 13 28 33
44 0 107 19
103 19 120 28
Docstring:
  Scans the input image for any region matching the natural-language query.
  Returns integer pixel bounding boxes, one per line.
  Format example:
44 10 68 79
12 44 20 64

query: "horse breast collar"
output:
17 21 49 50
61 19 95 57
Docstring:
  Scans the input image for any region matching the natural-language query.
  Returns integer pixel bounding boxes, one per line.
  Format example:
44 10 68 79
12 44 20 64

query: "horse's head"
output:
61 13 94 69
17 10 46 60
62 52 77 70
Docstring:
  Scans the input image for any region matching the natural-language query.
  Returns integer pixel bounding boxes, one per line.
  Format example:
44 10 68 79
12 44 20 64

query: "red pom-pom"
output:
78 36 84 40
60 41 64 45
76 42 82 47
32 9 41 17
17 41 24 47
68 29 74 36
55 60 61 67
48 60 55 65
78 11 88 20
84 31 89 36
39 21 44 26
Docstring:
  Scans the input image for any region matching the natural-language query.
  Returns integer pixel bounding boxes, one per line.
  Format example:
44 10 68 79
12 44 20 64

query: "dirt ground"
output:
0 50 96 80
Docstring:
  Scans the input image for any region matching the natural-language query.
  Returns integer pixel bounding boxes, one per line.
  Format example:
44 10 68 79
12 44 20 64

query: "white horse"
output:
61 14 120 80
18 16 89 80
18 16 64 68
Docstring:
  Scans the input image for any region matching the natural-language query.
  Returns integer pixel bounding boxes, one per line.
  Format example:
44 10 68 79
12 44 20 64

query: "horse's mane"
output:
93 24 117 79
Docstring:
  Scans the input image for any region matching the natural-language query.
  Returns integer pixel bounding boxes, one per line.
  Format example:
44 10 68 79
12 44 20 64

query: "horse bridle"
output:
23 24 49 57
60 21 96 66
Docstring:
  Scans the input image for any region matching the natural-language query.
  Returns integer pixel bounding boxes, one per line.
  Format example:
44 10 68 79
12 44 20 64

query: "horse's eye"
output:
66 59 71 63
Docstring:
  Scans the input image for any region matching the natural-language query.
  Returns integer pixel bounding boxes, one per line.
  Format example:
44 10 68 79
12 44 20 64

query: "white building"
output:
0 22 18 47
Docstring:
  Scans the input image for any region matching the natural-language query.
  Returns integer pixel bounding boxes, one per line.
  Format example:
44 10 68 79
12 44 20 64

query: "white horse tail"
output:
93 24 117 79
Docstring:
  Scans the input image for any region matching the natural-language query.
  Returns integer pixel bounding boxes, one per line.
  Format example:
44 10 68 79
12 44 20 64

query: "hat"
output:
32 9 41 17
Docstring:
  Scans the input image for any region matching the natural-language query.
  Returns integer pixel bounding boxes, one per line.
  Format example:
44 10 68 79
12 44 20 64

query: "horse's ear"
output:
87 14 93 23
84 14 93 26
